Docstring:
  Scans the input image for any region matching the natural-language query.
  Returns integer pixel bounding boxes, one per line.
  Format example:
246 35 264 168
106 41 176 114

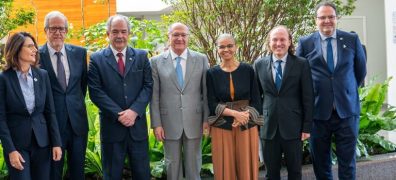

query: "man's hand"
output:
52 147 62 161
118 109 138 127
154 126 165 141
203 122 210 137
9 151 25 170
301 132 310 141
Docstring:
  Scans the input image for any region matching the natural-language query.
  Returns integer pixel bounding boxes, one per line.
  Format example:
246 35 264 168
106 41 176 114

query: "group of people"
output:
0 1 366 180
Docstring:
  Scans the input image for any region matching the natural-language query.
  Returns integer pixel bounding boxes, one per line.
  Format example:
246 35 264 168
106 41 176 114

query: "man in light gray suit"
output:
150 22 209 180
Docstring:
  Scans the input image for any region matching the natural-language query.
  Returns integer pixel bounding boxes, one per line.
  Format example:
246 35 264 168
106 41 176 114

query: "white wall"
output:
339 0 387 84
385 0 396 106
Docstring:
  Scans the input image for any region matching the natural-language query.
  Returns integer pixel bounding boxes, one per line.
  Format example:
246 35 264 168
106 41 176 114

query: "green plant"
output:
77 17 167 56
0 145 8 178
357 77 396 157
84 95 103 178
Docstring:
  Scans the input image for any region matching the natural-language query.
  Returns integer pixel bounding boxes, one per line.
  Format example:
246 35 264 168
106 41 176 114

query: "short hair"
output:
266 25 295 55
315 1 338 17
168 22 189 35
44 11 68 29
4 32 39 71
106 15 131 33
215 33 236 46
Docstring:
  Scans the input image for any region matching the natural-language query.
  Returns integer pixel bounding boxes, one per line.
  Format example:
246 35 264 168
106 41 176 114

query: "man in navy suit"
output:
39 11 88 180
88 15 153 180
296 2 366 179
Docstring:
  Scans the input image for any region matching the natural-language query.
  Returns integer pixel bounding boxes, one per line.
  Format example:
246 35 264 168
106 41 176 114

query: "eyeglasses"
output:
171 33 189 38
23 44 37 50
47 26 67 33
316 15 337 21
217 44 235 50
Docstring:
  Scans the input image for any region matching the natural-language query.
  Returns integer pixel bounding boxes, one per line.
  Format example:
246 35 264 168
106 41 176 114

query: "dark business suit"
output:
296 30 366 179
39 44 88 180
0 67 62 180
88 47 153 180
254 54 314 180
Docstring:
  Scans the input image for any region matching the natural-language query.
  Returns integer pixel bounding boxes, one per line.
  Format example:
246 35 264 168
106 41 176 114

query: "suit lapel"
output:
335 30 343 73
40 44 58 86
314 32 328 67
124 47 136 76
281 55 295 85
64 45 75 91
9 70 27 108
104 47 122 77
265 57 277 93
183 50 197 91
32 68 40 109
162 51 183 92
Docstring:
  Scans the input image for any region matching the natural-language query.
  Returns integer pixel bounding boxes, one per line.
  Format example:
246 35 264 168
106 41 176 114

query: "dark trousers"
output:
262 130 302 180
101 134 150 180
51 120 87 180
5 133 51 180
310 110 359 180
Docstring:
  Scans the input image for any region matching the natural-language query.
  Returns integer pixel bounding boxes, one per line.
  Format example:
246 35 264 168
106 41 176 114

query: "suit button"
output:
124 96 127 99
330 76 333 80
124 83 127 86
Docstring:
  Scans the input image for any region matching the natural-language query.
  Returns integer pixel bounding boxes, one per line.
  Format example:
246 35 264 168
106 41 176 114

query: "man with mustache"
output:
88 15 153 180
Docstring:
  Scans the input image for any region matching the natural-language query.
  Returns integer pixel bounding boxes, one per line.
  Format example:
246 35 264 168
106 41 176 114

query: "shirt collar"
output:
170 48 188 60
47 42 66 56
319 31 337 41
272 53 288 63
110 45 127 58
16 66 33 79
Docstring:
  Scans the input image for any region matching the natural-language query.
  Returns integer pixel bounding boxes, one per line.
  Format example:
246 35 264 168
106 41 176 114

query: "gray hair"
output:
106 15 131 33
44 11 68 29
216 33 236 45
168 22 189 34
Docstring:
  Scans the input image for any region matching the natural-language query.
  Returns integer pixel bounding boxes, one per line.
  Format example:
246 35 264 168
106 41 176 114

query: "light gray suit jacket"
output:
150 49 209 140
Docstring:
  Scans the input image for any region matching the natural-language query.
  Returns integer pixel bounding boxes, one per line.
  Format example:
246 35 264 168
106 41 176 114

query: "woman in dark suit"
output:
0 32 62 180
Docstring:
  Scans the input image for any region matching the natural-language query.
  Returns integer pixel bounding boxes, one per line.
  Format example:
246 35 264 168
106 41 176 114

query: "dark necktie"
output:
275 60 282 91
55 52 67 91
326 37 334 73
116 53 125 76
175 57 184 87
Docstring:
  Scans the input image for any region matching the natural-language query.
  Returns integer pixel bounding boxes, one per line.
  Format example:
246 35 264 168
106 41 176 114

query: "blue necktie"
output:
275 60 282 91
326 37 334 73
175 57 184 87
55 52 67 91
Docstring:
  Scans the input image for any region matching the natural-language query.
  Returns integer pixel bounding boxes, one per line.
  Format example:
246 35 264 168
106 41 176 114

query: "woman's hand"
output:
9 151 25 170
232 110 250 126
52 147 62 161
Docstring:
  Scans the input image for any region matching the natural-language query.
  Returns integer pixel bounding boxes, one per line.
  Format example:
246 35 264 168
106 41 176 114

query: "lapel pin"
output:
343 45 347 48
34 78 38 82
129 58 132 61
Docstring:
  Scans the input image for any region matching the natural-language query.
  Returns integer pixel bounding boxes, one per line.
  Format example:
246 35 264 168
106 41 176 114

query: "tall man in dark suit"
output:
254 25 314 180
296 2 367 179
88 15 153 180
39 11 88 180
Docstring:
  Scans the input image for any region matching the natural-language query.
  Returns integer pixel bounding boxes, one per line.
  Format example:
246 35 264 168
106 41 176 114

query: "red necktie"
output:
116 53 125 76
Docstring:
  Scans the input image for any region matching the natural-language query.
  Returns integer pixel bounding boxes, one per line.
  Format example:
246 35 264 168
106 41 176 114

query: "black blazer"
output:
39 44 88 136
0 67 62 154
254 54 314 140
88 47 153 143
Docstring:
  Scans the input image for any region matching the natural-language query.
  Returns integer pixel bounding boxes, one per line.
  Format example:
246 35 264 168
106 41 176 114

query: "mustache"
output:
114 38 125 42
